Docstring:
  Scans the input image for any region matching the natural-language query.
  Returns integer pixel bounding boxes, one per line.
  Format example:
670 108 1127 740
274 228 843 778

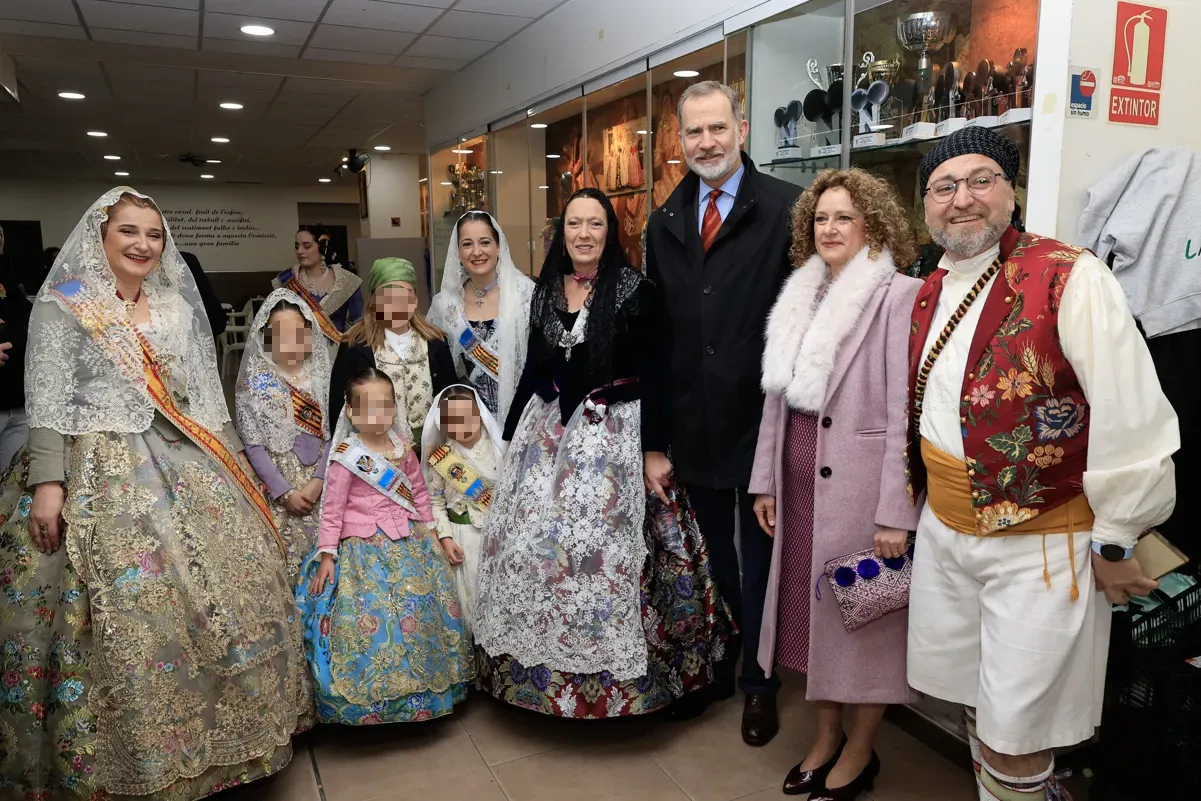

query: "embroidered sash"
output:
332 439 416 513
458 326 500 379
290 384 323 438
279 269 342 344
427 444 493 515
46 277 286 557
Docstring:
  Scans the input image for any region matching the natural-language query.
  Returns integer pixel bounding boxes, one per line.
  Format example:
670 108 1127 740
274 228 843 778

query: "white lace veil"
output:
419 383 505 472
427 211 534 425
25 186 230 435
234 288 332 454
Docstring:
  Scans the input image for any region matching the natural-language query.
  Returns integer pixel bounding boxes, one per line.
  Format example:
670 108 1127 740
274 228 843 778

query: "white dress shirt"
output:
918 244 1178 548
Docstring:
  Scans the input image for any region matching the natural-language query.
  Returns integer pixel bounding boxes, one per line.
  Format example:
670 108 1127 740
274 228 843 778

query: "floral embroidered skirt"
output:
474 397 736 718
0 418 309 801
267 448 323 581
295 528 473 725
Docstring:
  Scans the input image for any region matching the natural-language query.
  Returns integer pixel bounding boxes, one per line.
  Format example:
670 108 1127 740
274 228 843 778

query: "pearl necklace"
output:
298 262 329 293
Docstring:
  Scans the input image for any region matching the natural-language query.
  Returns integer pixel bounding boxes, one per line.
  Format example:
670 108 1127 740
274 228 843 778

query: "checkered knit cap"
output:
919 126 1020 194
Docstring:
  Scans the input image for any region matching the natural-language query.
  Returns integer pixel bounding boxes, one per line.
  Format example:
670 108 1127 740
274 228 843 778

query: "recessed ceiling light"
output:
114 171 129 177
342 157 349 162
667 159 681 164
673 70 700 78
538 185 549 189
103 155 121 161
530 123 548 129
201 174 214 179
206 159 221 163
87 130 107 137
374 145 391 151
546 154 560 159
59 91 85 100
211 137 230 143
439 181 452 186
240 24 274 36
219 102 243 110
318 178 331 183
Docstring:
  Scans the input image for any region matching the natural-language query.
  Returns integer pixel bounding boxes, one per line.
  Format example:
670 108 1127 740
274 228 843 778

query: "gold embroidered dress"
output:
0 188 307 800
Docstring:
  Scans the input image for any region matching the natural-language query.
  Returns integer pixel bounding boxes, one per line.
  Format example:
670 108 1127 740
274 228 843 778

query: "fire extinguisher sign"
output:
1110 2 1167 126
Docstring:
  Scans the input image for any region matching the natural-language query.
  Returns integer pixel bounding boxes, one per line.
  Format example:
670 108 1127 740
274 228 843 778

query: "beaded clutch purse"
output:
822 538 915 633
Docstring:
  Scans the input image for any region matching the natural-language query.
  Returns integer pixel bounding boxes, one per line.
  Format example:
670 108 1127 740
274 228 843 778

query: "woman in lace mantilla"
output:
428 211 534 424
0 188 310 800
473 188 735 718
273 223 364 358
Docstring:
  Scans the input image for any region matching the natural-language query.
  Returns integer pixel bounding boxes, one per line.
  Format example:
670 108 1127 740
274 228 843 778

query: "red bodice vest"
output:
907 228 1092 534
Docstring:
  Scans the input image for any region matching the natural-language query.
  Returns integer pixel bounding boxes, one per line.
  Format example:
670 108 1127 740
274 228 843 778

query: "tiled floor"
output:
221 672 979 801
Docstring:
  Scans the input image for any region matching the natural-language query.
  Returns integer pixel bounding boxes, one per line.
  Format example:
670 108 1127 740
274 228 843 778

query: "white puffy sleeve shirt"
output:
919 247 1178 549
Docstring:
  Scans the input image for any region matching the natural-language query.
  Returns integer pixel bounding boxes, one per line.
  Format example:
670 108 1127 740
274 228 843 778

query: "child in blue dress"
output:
297 367 472 724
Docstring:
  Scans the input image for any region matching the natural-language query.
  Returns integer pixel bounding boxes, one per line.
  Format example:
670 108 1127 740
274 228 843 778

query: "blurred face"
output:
457 219 500 280
103 203 165 286
923 154 1014 261
442 396 482 445
813 187 868 270
295 231 322 268
347 380 396 437
563 198 607 272
679 91 749 184
374 283 416 331
267 308 312 371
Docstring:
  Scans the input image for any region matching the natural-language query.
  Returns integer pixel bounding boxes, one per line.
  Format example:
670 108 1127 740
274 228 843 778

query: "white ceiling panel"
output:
392 54 468 71
323 0 443 34
0 0 80 25
101 0 200 9
199 38 302 58
453 0 563 16
106 62 196 87
0 19 86 38
426 9 530 41
12 57 106 82
203 12 315 46
282 77 365 96
308 24 415 54
373 0 454 8
91 27 197 48
77 0 198 35
405 33 494 60
204 0 329 23
197 70 285 92
303 49 398 66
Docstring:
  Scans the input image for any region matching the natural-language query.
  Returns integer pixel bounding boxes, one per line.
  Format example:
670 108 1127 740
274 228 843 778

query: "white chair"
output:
219 299 255 379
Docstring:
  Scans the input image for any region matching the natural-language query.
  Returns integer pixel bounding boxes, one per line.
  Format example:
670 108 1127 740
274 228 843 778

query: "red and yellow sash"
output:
290 385 323 438
134 330 285 556
282 273 342 344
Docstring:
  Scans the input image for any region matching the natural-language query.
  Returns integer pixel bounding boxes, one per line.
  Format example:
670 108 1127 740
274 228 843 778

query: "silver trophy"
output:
897 11 956 119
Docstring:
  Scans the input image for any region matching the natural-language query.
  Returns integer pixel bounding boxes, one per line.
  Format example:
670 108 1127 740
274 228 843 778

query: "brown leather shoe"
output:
741 693 779 746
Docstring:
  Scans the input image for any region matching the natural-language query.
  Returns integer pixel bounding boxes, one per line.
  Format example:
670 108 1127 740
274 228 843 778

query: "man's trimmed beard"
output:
928 215 1010 260
686 147 740 182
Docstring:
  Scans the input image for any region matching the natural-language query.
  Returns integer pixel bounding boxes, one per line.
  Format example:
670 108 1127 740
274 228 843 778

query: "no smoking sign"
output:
1068 67 1098 118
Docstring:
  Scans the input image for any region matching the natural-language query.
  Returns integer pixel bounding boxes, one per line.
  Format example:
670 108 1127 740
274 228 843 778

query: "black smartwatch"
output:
1092 541 1134 562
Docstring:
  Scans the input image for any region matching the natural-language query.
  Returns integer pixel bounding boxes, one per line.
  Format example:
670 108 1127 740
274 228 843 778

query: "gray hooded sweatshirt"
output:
1078 147 1201 338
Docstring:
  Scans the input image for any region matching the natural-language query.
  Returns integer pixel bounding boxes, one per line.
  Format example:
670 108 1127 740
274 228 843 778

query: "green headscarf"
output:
368 257 416 293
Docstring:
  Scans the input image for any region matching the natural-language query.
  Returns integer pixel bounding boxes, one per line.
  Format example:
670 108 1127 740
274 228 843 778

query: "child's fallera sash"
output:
458 326 499 379
289 384 323 438
427 444 493 516
333 438 416 513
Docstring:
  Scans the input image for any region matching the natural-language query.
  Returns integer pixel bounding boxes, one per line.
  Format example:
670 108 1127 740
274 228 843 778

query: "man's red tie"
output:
700 188 723 252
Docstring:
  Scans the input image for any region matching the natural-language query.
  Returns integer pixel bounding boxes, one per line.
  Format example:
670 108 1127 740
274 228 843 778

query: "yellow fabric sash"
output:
427 444 493 515
283 273 342 344
921 438 1092 600
134 330 285 556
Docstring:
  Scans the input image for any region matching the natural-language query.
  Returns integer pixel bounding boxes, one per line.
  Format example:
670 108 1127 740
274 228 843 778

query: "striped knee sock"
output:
978 756 1054 801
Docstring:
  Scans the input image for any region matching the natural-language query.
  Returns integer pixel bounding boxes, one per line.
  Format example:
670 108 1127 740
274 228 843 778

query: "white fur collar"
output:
761 247 898 412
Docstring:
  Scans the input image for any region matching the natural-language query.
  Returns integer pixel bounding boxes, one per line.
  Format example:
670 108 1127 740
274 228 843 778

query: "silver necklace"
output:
467 277 498 308
298 261 329 293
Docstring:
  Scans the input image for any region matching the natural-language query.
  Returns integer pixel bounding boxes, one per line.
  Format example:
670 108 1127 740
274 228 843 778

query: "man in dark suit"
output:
644 81 800 746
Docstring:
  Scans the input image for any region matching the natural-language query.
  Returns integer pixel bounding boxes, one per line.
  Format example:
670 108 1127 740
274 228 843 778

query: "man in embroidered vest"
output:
905 126 1179 801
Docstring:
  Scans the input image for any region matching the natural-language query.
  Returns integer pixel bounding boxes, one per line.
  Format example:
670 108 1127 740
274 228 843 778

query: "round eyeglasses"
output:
925 170 1008 203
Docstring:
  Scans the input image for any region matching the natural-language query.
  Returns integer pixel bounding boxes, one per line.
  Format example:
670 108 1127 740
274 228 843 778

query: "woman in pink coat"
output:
750 169 922 801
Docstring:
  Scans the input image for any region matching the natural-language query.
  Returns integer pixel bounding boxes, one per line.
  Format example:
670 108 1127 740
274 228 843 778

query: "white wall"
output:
424 0 768 145
0 179 357 272
1057 0 1198 242
363 154 422 240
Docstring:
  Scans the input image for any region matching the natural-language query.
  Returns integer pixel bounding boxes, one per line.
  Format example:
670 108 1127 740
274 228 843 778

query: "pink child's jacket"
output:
317 447 434 553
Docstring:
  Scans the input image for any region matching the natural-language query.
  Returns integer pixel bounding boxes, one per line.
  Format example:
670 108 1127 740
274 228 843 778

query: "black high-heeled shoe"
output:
809 750 880 801
782 737 847 796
